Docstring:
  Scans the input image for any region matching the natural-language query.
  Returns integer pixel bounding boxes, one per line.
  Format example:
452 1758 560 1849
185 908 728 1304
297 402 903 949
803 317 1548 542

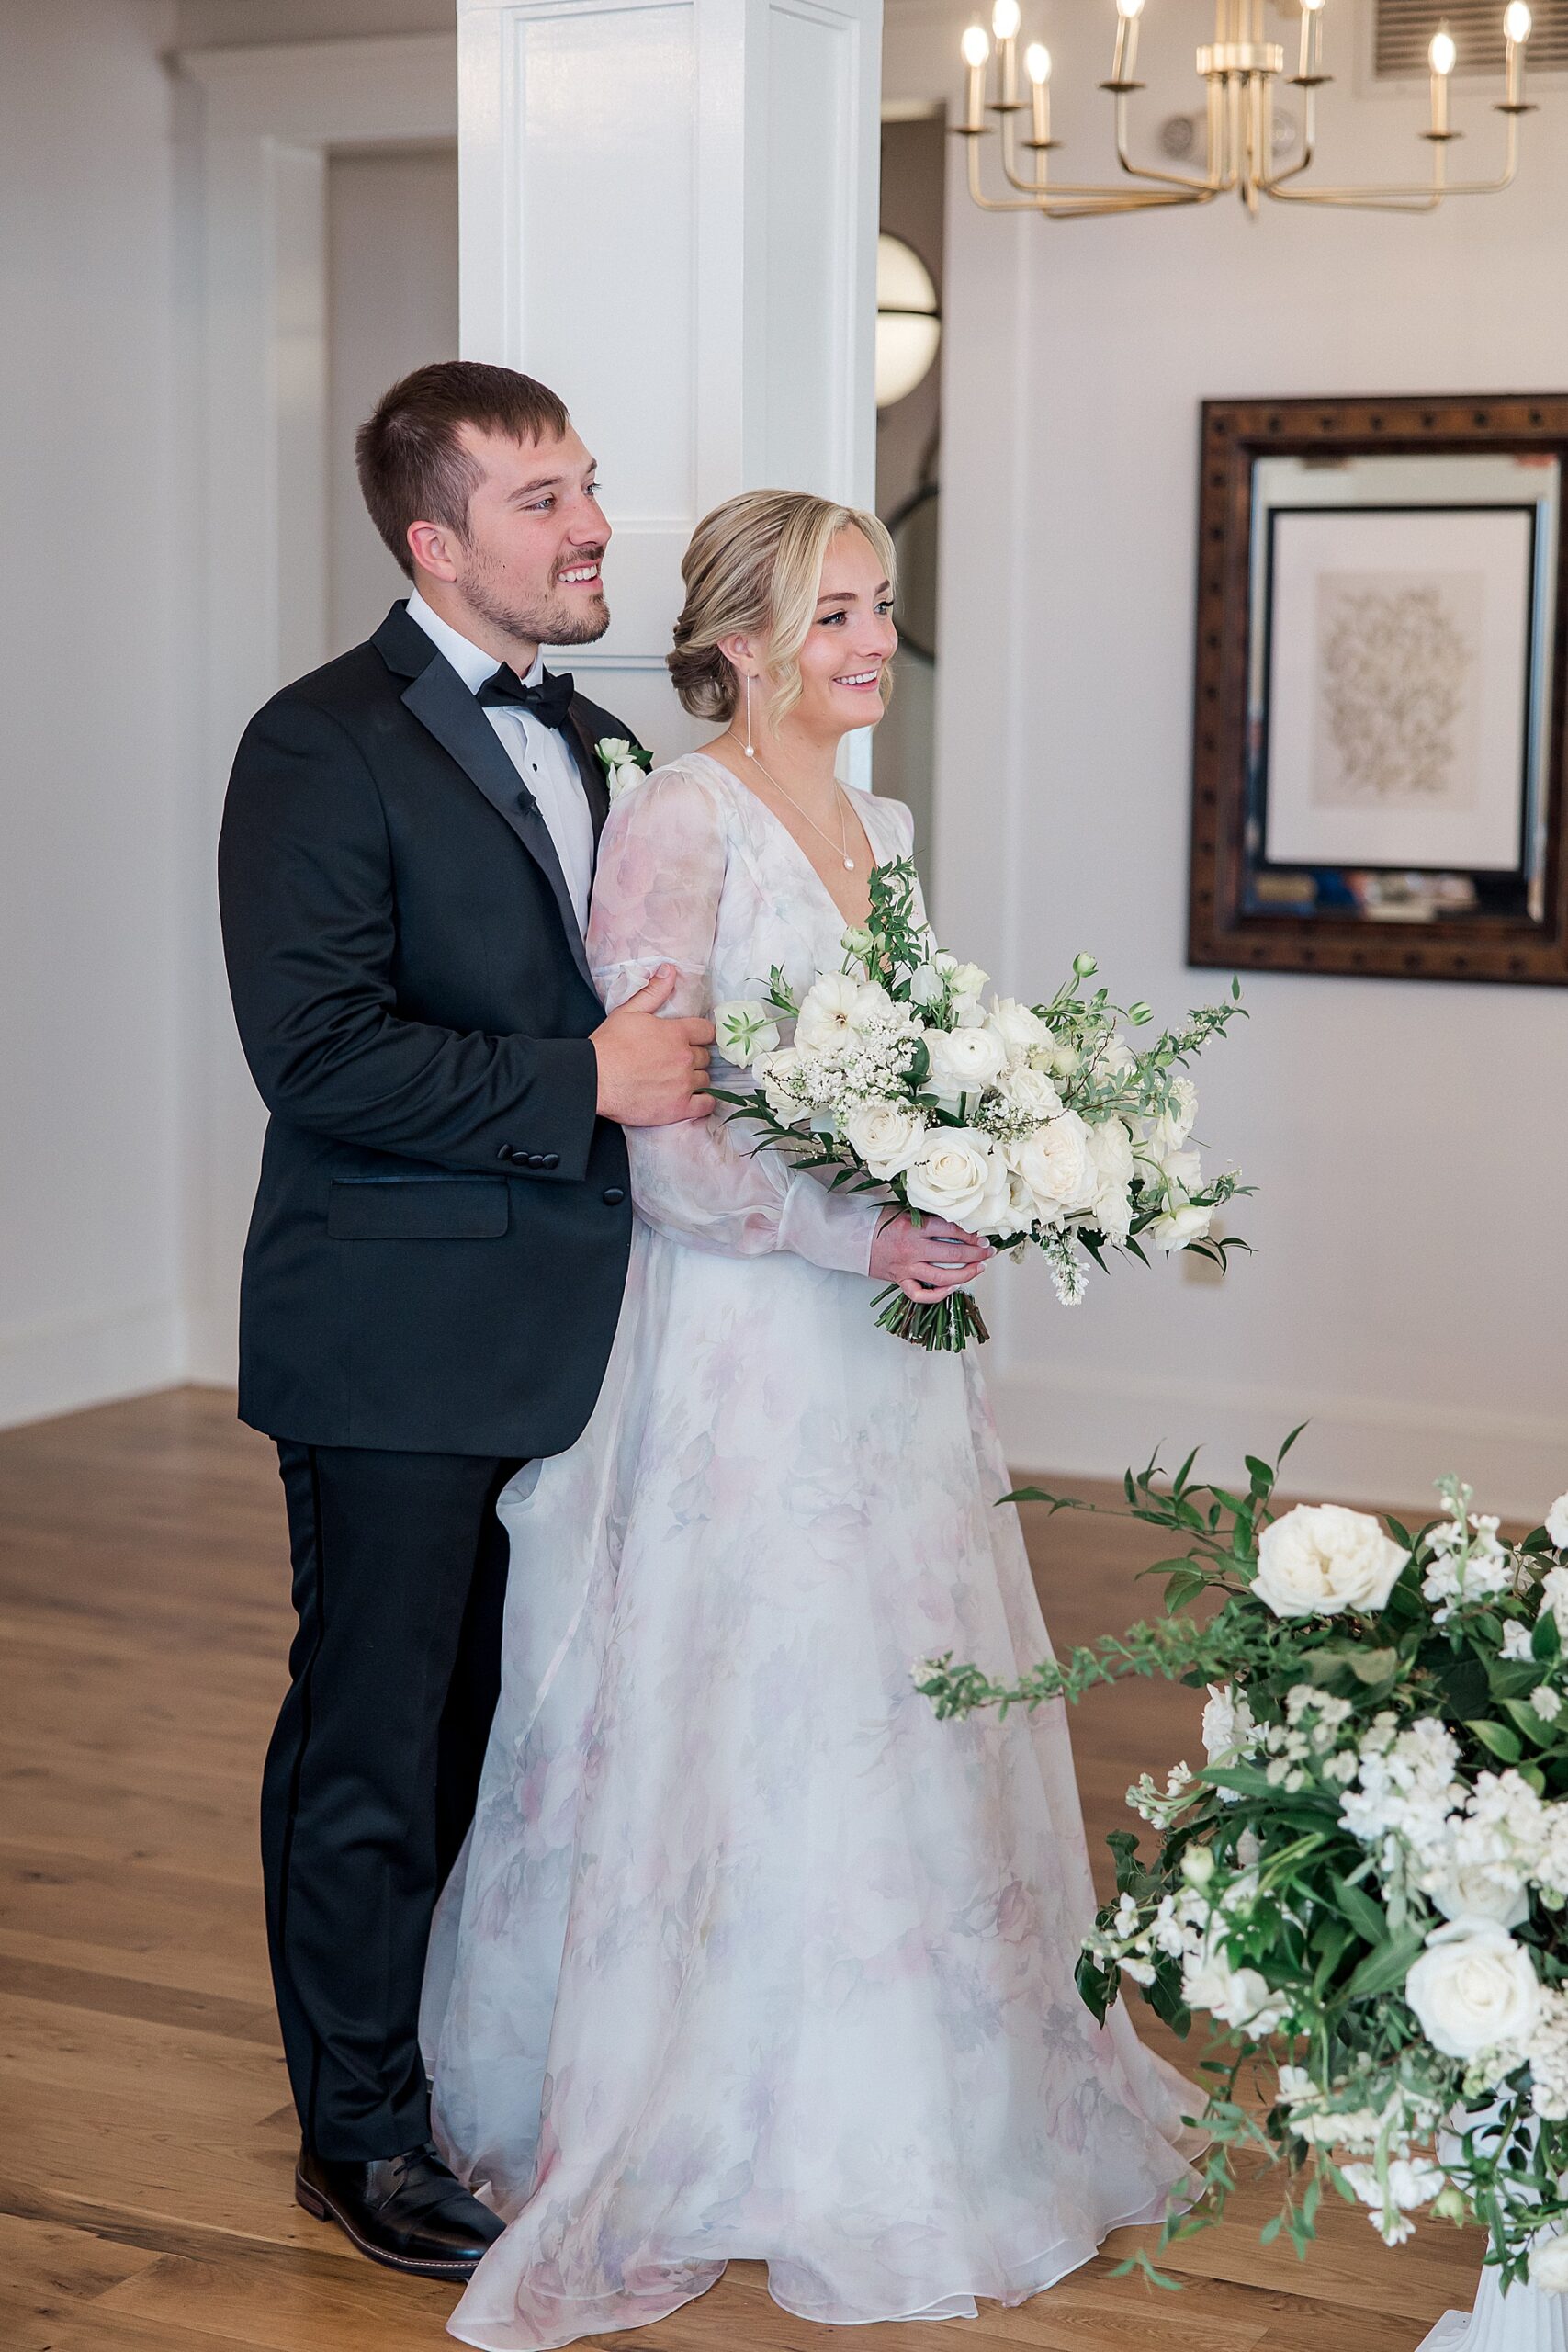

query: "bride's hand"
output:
870 1212 993 1304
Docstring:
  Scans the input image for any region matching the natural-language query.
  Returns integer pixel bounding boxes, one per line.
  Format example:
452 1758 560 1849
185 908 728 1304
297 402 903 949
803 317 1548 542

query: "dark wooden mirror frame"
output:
1187 393 1568 986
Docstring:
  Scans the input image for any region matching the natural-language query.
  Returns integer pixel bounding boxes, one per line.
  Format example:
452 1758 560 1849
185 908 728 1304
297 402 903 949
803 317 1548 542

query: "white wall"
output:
0 0 189 1424
886 0 1568 1516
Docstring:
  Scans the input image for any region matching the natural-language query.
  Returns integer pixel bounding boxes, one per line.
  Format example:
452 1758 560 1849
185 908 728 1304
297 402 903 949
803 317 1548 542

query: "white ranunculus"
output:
986 996 1051 1060
924 1023 1009 1102
995 1064 1063 1122
795 973 892 1051
1008 1111 1097 1219
840 1099 928 1182
1148 1200 1213 1253
1404 1919 1541 2059
1253 1503 1407 1620
1530 2235 1568 2293
1547 1493 1568 1551
1150 1075 1199 1151
904 1128 1003 1227
712 998 781 1063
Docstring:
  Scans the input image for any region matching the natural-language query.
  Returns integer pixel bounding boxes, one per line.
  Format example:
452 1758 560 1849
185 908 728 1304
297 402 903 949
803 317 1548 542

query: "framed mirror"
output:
1187 395 1568 985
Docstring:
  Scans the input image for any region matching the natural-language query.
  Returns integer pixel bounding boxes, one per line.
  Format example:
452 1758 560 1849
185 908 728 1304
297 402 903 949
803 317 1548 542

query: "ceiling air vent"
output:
1374 0 1568 75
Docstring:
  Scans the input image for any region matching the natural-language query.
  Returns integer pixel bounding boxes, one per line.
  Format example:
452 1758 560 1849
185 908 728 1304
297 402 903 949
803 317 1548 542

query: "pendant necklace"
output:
740 741 856 872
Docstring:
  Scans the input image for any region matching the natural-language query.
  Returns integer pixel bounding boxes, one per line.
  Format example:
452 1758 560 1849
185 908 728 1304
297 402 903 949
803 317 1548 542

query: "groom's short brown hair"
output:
356 360 572 577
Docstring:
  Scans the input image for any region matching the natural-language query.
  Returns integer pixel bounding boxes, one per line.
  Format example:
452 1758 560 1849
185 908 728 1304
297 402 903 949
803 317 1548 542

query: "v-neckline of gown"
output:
683 750 884 937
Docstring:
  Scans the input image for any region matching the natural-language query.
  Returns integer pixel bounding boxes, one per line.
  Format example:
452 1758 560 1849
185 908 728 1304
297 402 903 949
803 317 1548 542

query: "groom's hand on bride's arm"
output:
871 1212 994 1304
592 965 716 1128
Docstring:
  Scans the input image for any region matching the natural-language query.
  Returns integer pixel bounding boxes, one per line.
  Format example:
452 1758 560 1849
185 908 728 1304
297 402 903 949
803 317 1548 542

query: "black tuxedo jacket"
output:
219 601 637 1456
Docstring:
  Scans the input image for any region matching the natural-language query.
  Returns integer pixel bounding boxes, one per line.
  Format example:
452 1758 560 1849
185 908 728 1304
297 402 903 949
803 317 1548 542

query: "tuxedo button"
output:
497 1146 517 1162
602 1186 626 1206
525 1152 545 1169
541 1152 560 1170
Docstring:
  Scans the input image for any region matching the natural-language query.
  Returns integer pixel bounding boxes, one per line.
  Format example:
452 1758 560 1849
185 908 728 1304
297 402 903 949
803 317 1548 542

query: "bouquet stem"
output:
872 1284 990 1352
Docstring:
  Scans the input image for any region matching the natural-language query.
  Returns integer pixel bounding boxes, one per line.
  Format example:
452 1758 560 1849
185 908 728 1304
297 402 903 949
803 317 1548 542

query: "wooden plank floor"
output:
0 1387 1483 2350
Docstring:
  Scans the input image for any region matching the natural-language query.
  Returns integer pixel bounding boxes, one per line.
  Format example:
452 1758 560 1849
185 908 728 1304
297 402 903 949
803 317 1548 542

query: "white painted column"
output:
457 0 883 762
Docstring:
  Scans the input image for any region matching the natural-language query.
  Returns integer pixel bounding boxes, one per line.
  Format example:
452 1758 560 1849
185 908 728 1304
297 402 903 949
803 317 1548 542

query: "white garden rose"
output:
1404 1919 1541 2059
995 1064 1063 1122
1149 1075 1198 1151
904 1128 1004 1227
1148 1200 1213 1254
1153 1146 1203 1195
1086 1116 1135 1188
1427 1865 1531 1929
840 1099 928 1181
924 1023 1009 1102
712 999 781 1063
795 973 893 1050
1530 2236 1568 2293
1008 1111 1097 1219
1547 1492 1568 1550
1252 1503 1406 1619
986 996 1051 1060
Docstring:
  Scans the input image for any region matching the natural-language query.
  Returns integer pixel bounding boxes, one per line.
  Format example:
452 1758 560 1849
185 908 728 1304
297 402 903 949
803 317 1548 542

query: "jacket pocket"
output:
327 1177 510 1240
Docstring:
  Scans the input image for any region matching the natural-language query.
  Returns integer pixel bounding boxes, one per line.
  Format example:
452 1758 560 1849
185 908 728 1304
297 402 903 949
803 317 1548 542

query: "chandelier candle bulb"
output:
1428 25 1456 135
1112 0 1145 85
1297 0 1325 81
1027 41 1053 143
992 0 1021 106
1504 0 1531 106
960 23 990 130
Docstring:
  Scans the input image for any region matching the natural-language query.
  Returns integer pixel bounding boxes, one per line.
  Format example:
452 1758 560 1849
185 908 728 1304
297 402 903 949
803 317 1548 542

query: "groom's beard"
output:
461 543 611 651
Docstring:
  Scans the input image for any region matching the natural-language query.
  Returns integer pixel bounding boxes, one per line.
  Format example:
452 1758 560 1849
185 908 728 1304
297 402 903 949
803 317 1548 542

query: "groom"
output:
219 361 712 2279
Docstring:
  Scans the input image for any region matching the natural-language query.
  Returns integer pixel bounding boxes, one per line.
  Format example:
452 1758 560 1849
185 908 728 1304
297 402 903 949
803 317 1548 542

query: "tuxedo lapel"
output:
384 614 598 996
565 706 612 852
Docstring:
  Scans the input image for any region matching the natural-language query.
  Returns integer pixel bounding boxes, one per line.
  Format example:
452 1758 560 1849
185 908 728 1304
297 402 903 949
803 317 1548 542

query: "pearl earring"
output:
743 673 755 759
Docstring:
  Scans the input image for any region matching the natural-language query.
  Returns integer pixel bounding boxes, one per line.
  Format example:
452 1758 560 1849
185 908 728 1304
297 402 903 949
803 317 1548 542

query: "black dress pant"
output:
261 1443 523 2160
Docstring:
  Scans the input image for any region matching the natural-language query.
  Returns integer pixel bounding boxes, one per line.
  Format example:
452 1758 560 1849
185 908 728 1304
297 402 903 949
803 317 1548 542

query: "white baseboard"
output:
991 1364 1565 1524
0 1298 186 1432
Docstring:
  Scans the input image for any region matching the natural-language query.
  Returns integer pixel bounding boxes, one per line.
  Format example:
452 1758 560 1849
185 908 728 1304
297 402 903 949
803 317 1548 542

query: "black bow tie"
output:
477 664 575 731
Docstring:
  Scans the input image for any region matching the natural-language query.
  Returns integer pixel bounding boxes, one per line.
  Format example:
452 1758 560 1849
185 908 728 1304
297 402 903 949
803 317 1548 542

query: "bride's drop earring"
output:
743 673 755 759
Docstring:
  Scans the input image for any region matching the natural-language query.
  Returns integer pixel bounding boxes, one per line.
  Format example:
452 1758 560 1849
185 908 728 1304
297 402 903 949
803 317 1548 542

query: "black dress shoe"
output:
295 2140 505 2278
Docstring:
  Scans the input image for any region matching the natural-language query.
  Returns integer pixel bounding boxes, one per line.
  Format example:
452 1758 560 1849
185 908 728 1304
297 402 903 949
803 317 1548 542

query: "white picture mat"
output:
1264 507 1534 872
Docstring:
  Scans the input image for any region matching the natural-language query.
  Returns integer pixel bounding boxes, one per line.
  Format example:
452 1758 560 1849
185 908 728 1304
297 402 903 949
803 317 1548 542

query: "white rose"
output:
1427 1868 1531 1929
713 999 781 1063
996 1064 1063 1122
986 996 1051 1059
1086 1116 1135 1188
795 973 892 1050
1548 1493 1568 1551
1153 1146 1203 1195
904 1128 1003 1227
1404 1919 1541 2059
840 1099 928 1181
1008 1111 1097 1219
1149 1200 1213 1254
969 1148 1021 1238
1253 1504 1406 1619
1150 1075 1198 1151
1530 2236 1568 2293
606 760 644 802
924 1024 1008 1102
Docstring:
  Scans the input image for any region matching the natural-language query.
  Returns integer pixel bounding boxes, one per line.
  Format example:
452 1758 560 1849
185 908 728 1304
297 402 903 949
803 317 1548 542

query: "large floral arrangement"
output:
711 856 1246 1350
917 1441 1568 2294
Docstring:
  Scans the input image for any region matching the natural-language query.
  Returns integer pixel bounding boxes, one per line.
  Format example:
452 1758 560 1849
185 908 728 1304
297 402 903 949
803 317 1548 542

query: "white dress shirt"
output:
405 588 596 935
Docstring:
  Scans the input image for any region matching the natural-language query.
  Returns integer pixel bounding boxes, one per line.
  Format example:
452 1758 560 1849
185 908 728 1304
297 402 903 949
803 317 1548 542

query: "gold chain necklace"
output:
734 739 856 872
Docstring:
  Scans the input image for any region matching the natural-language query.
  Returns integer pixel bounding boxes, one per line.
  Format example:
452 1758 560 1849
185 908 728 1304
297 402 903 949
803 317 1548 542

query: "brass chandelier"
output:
955 0 1537 217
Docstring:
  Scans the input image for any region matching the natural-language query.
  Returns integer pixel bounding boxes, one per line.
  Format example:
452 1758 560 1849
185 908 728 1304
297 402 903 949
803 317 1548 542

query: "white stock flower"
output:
712 999 781 1063
1418 1771 1544 1928
1548 1493 1568 1551
904 1128 1004 1227
795 973 893 1051
1007 1111 1097 1220
840 1099 928 1181
1340 2158 1445 2245
1543 1565 1568 1643
986 997 1051 1059
1201 1682 1259 1770
924 1023 1008 1102
1182 1949 1284 2034
1253 1504 1406 1619
1530 2237 1568 2293
1404 1920 1540 2060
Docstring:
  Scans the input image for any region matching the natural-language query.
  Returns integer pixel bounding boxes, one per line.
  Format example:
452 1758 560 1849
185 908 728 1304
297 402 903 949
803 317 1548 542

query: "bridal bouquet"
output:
918 1442 1568 2295
711 855 1246 1351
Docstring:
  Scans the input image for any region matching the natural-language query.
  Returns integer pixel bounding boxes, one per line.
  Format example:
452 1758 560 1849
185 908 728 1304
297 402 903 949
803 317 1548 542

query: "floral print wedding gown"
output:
422 753 1199 2350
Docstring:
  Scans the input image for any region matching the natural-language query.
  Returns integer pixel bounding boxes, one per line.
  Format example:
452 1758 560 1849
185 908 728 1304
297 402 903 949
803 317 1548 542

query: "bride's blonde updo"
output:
668 489 896 728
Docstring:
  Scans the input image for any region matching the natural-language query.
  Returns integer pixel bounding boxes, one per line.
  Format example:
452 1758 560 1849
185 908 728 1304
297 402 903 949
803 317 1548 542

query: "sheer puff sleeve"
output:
586 761 882 1277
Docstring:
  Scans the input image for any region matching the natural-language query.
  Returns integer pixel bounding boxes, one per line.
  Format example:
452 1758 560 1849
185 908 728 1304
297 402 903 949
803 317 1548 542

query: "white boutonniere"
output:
593 735 652 801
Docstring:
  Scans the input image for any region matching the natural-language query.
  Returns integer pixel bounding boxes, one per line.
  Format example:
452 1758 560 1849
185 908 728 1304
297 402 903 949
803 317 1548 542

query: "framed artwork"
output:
1187 395 1568 984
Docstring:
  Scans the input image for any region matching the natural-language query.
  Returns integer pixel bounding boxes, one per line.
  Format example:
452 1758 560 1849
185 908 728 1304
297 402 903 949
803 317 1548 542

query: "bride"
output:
421 489 1200 2349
